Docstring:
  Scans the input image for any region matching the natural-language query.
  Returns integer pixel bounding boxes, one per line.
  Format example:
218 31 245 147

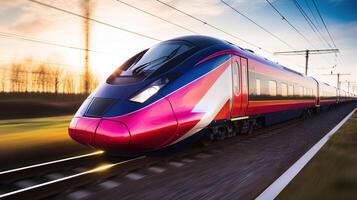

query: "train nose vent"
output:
84 98 115 117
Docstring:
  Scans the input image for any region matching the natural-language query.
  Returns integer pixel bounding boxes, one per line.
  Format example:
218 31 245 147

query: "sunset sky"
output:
0 0 356 92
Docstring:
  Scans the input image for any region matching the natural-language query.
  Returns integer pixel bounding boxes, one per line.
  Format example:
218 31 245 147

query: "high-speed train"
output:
69 35 356 155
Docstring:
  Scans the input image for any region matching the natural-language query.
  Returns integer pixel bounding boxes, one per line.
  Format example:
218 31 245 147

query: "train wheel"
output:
200 129 214 146
216 126 227 140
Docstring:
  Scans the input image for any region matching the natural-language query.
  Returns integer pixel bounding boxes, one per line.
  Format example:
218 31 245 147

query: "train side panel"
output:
245 58 317 125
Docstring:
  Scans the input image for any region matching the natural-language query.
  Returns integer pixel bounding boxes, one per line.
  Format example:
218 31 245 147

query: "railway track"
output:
0 116 305 200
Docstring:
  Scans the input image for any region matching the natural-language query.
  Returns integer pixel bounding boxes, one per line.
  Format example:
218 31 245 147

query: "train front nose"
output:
95 119 131 151
69 95 178 154
69 117 131 151
68 97 132 151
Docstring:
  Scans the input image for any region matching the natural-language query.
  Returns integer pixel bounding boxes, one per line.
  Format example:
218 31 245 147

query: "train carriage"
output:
68 35 353 155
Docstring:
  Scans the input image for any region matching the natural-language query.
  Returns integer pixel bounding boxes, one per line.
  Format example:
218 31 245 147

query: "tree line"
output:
0 58 99 94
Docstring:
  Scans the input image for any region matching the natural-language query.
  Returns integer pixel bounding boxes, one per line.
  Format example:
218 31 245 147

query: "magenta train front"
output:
69 35 356 154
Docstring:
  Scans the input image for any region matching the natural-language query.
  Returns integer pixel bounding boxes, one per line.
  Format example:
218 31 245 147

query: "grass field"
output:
0 115 74 151
278 111 357 199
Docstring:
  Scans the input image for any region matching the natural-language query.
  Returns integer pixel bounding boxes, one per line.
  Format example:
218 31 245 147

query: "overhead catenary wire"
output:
290 0 339 69
303 0 322 30
311 0 342 66
154 0 307 72
115 0 197 34
154 0 272 54
292 0 332 49
27 0 162 42
0 32 118 56
312 0 337 48
221 0 297 50
265 0 315 49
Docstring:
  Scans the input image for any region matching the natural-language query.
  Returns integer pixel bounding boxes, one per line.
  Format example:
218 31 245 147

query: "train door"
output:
230 56 241 117
230 56 249 118
240 57 249 115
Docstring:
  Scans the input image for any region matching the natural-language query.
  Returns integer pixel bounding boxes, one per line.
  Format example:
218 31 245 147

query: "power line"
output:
221 0 296 50
291 0 339 69
28 0 161 42
265 0 314 49
264 0 334 71
312 0 337 48
275 48 339 75
292 0 332 48
304 0 322 30
154 0 272 54
322 72 350 90
311 0 342 66
0 32 118 56
115 0 197 34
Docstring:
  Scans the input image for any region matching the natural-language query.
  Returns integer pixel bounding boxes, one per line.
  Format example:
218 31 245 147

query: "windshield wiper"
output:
167 46 180 59
132 57 166 75
132 62 151 75
132 47 181 76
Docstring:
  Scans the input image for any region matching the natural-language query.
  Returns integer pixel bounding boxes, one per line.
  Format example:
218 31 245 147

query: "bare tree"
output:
0 66 6 92
5 57 95 94
49 66 63 94
10 62 23 92
63 72 75 94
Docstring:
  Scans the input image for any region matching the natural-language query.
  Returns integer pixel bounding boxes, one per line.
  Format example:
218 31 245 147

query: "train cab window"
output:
281 83 288 96
269 81 277 96
232 61 240 95
109 41 194 81
288 85 293 96
256 79 261 95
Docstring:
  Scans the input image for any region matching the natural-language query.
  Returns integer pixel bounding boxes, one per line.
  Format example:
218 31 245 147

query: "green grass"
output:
0 115 74 151
278 111 357 200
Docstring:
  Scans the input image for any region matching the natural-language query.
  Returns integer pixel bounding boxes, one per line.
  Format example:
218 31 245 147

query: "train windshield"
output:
119 41 193 77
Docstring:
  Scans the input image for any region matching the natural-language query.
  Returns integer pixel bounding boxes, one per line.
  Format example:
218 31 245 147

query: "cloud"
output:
0 0 81 35
9 17 53 34
0 1 54 34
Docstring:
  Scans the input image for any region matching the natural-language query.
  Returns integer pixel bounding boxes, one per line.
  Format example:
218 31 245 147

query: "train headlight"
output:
130 79 168 103
130 85 160 103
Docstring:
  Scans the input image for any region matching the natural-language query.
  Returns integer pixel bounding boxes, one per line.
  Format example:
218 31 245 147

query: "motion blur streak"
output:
0 156 145 199
0 151 103 175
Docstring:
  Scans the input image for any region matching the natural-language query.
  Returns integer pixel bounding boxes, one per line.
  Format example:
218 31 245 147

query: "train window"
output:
288 85 293 96
232 61 240 95
118 41 193 77
281 83 288 96
256 79 261 95
269 81 277 96
241 57 248 89
299 87 303 96
303 87 307 96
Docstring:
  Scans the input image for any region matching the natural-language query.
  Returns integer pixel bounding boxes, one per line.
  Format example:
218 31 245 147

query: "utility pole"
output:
341 81 356 93
82 0 93 95
274 49 339 76
352 84 357 95
322 72 350 99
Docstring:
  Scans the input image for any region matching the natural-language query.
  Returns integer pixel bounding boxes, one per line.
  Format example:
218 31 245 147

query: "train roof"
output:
168 35 229 49
168 35 314 80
